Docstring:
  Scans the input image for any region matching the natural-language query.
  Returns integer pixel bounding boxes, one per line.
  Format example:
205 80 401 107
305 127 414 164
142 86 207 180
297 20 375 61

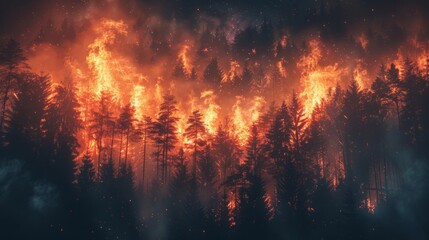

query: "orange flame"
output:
86 19 128 98
298 39 347 117
179 44 192 75
353 60 369 89
231 96 265 146
277 58 286 78
200 90 221 135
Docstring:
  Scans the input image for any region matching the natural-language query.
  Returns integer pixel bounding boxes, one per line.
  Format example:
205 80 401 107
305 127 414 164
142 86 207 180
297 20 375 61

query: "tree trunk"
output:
109 126 115 160
0 69 12 134
193 126 198 178
118 131 123 166
124 126 130 165
142 126 147 191
97 122 104 177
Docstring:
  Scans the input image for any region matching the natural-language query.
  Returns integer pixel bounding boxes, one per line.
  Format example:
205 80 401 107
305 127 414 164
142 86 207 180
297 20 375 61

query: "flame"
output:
86 19 128 98
176 111 190 148
130 85 146 121
274 35 288 57
298 39 347 117
232 96 247 145
24 13 429 199
225 60 241 83
200 90 221 135
277 58 286 78
280 35 287 48
179 44 192 75
250 96 265 122
353 60 369 89
227 191 237 227
417 51 428 71
366 197 376 214
358 33 368 50
231 96 265 146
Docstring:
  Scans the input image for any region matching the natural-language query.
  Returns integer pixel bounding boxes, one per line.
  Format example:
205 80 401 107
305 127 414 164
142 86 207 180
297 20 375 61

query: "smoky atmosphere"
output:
0 0 428 239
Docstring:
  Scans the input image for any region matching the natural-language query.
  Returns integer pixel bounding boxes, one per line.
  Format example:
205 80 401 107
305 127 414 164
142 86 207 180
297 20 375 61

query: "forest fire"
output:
1 0 429 239
297 39 348 117
200 90 220 135
87 19 128 97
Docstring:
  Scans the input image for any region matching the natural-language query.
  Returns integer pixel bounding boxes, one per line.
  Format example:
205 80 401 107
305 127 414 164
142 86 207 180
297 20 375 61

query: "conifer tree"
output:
90 91 115 175
117 104 135 165
0 39 28 134
185 110 206 177
204 58 223 86
155 94 179 185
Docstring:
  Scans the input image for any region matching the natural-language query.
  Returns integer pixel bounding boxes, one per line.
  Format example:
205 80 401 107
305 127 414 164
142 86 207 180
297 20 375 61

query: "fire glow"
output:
22 10 429 216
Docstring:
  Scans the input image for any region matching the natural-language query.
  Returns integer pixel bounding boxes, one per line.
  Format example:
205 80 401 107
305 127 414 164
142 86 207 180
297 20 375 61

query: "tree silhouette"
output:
5 73 51 165
77 153 96 192
0 39 28 135
266 101 291 170
44 84 81 189
90 91 115 176
138 116 152 191
117 104 135 165
203 58 223 86
173 57 188 79
244 124 265 176
155 94 179 185
236 173 271 240
198 145 217 217
289 91 307 169
185 110 206 177
386 63 403 125
213 122 242 194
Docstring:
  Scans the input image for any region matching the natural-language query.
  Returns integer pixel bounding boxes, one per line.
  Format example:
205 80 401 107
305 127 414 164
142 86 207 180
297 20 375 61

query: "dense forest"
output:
1 0 429 240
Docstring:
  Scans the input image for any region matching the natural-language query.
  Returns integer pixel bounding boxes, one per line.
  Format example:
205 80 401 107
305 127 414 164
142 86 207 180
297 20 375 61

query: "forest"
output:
1 0 429 240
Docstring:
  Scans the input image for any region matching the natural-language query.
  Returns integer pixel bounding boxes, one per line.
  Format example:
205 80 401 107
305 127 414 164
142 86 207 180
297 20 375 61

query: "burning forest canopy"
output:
0 0 429 240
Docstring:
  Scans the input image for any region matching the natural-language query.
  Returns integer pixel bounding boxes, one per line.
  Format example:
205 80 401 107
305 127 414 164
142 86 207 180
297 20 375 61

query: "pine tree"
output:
0 39 28 135
155 94 179 185
139 116 152 190
203 58 223 86
170 148 189 201
117 104 135 165
116 162 139 240
75 153 99 239
173 57 188 79
244 124 265 176
236 173 271 240
77 154 96 192
44 84 81 189
5 73 51 165
198 145 217 216
266 101 291 169
169 148 190 238
90 91 115 175
311 176 336 239
386 63 403 125
289 91 307 169
236 63 252 94
400 59 425 146
185 110 206 177
342 80 364 177
213 123 242 193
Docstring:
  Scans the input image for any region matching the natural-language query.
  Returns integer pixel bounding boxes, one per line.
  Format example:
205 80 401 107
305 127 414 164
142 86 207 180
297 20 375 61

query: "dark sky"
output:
1 0 428 41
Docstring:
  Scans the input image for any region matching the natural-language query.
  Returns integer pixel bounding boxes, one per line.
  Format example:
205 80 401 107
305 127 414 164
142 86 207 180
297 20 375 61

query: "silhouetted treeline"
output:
1 39 429 240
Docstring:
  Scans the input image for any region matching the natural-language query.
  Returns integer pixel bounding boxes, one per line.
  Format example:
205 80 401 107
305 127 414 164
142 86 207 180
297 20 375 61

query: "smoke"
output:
394 153 429 239
0 159 58 213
